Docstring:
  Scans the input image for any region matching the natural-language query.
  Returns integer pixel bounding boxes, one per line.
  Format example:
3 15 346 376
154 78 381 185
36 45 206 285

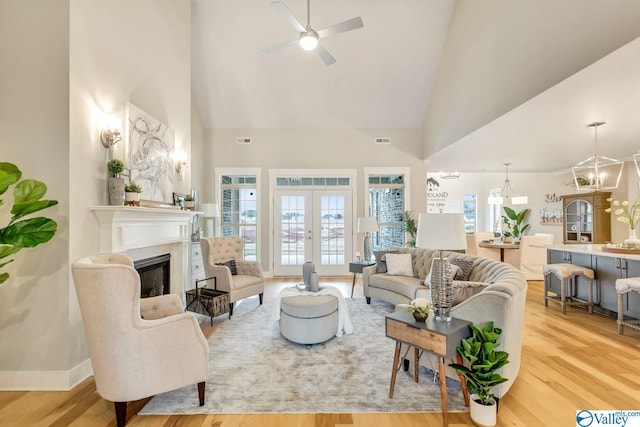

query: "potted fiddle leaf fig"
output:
0 162 58 284
106 159 125 205
449 321 509 427
124 181 142 206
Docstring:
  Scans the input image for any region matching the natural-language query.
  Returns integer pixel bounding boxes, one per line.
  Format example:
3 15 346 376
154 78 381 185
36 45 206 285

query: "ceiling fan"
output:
262 0 364 66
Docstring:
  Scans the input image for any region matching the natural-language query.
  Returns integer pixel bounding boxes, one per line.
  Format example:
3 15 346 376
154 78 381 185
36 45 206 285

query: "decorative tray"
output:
601 246 640 254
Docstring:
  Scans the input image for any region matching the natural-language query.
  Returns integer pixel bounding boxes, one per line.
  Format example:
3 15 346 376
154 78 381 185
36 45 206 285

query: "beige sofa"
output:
363 247 527 398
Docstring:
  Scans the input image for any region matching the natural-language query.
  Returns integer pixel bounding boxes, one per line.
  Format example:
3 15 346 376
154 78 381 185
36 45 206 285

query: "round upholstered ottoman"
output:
279 295 339 345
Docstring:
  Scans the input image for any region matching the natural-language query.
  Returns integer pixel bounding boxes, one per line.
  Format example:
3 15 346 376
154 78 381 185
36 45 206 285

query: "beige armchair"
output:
465 232 500 261
200 236 264 317
503 233 554 280
71 254 209 427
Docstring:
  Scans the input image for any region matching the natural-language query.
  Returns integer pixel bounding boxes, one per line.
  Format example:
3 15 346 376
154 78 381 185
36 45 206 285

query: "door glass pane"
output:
280 195 305 265
320 195 345 265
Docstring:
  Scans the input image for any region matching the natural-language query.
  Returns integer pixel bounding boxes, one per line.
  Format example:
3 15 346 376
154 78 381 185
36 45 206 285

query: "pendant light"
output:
501 163 514 200
571 121 624 191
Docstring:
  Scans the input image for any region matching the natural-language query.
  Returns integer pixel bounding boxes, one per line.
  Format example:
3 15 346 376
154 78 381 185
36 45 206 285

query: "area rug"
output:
140 296 467 414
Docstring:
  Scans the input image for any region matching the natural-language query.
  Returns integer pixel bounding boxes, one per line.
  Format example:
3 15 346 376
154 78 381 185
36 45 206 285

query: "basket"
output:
185 288 229 318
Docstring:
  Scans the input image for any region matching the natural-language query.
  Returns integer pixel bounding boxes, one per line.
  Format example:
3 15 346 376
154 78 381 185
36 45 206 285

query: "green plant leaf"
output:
11 199 58 220
0 244 22 259
0 259 15 269
0 162 22 195
0 217 58 247
13 179 47 204
503 206 517 221
0 272 8 284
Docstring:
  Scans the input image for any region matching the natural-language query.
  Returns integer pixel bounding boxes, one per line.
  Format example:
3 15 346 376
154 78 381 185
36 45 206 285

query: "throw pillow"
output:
385 253 414 276
450 258 475 281
425 262 460 285
216 259 237 275
374 250 399 273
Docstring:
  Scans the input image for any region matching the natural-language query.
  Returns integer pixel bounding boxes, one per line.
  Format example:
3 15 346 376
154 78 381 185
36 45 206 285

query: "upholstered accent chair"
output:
71 254 209 427
465 232 500 261
200 236 265 317
504 233 554 280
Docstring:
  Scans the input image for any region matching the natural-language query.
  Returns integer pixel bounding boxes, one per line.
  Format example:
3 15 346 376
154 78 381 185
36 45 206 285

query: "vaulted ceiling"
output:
191 0 640 173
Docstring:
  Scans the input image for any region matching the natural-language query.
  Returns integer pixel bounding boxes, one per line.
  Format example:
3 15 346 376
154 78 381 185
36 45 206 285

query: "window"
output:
488 189 503 233
368 174 405 249
463 194 477 233
220 174 257 260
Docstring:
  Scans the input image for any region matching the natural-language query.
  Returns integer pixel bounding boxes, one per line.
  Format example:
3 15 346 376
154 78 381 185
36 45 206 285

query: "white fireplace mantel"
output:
91 206 199 253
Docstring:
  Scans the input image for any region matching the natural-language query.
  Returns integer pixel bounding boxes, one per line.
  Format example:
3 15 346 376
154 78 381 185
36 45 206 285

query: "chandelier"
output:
571 121 623 191
501 163 514 199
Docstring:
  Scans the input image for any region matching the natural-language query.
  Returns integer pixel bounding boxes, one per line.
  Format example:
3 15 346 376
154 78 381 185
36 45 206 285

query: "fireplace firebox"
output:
134 254 171 298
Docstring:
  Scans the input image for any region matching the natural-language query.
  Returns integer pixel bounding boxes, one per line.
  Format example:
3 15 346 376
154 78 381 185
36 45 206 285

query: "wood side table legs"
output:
456 353 470 407
389 342 401 398
438 357 448 427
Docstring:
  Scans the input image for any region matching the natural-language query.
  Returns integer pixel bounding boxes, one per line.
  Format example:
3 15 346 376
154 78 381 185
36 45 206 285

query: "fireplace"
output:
134 254 171 298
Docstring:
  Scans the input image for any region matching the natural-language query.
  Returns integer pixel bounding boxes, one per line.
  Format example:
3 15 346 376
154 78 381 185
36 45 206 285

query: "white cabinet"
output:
190 242 205 290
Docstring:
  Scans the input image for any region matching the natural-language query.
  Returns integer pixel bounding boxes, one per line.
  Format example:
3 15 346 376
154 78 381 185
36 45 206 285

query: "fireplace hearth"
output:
134 254 171 298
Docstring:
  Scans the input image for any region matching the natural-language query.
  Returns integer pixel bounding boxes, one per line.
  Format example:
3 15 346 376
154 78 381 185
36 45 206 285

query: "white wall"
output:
0 0 71 381
204 128 427 271
0 0 192 390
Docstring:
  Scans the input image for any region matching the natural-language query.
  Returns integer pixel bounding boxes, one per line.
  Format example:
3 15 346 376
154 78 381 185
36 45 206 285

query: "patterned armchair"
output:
200 236 264 316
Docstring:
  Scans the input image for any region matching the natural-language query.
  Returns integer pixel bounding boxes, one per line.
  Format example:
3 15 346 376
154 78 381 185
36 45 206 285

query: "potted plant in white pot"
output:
124 181 142 206
501 206 530 243
183 194 195 210
449 321 509 427
107 159 125 206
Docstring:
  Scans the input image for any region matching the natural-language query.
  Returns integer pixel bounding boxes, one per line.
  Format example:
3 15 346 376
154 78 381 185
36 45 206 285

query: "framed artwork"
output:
126 103 175 203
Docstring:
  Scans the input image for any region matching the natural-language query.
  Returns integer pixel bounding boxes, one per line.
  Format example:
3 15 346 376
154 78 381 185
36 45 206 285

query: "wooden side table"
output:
349 261 375 298
385 311 471 426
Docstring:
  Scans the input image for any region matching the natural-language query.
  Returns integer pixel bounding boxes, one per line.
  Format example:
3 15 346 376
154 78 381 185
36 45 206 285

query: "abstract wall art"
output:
125 103 175 203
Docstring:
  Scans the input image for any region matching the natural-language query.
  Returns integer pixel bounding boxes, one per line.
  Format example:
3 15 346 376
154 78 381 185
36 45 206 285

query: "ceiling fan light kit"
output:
263 0 364 65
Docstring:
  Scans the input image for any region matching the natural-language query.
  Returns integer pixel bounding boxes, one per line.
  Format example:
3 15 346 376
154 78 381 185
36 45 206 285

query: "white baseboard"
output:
0 358 93 391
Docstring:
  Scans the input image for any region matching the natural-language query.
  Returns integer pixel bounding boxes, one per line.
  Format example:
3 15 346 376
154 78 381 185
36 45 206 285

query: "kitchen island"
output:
542 244 640 319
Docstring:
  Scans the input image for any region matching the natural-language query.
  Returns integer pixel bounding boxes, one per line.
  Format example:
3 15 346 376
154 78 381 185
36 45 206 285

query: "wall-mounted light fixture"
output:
173 150 188 180
100 115 122 150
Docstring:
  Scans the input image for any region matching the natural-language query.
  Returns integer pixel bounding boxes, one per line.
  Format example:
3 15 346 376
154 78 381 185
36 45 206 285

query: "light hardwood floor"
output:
1 278 639 427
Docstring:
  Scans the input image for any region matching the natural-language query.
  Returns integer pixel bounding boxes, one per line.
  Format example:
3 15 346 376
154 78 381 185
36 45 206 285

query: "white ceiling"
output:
425 37 640 173
191 0 455 129
191 1 640 173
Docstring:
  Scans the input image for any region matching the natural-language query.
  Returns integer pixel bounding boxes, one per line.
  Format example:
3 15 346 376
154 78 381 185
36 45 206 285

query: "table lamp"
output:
201 203 219 237
357 217 378 262
415 213 467 321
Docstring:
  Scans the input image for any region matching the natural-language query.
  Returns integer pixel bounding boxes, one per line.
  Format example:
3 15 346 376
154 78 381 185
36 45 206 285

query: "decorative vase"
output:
309 271 319 292
469 394 497 427
624 228 640 248
303 262 315 287
107 177 125 206
412 311 428 322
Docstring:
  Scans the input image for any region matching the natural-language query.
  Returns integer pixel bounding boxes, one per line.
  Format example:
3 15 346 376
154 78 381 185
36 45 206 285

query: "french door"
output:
274 189 352 276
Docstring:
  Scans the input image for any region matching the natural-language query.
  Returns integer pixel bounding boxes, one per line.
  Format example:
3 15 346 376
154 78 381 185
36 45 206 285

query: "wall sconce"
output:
174 150 188 180
100 115 122 149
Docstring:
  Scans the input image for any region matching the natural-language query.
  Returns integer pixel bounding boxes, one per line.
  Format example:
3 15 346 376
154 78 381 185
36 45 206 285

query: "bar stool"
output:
543 263 594 314
615 277 640 335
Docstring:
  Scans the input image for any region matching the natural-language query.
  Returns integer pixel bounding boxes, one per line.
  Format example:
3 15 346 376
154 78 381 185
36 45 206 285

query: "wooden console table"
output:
385 311 471 426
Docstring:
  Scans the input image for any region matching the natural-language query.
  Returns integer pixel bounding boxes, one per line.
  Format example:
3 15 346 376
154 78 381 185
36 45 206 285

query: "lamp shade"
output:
415 213 467 251
201 203 219 218
357 217 378 233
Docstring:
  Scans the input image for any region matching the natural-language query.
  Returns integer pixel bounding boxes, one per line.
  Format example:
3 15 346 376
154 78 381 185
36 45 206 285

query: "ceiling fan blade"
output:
271 1 305 33
317 17 363 39
315 44 336 66
261 39 299 54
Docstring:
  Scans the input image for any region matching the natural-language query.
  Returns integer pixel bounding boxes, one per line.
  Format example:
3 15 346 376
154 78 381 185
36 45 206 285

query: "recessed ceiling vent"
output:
375 137 391 145
236 137 252 144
